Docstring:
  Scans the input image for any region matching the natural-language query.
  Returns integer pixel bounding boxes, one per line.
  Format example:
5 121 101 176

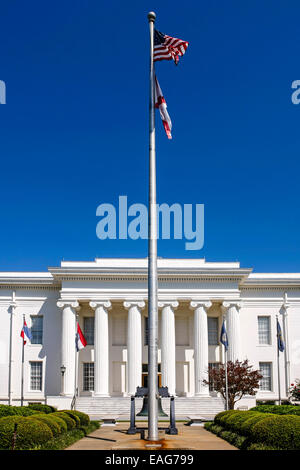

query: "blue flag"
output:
220 320 228 351
277 318 285 352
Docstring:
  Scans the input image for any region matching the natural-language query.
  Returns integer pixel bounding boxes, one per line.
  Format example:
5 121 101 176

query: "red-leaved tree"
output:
203 359 263 410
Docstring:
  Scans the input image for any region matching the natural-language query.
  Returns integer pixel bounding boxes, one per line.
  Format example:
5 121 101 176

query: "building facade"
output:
0 258 299 415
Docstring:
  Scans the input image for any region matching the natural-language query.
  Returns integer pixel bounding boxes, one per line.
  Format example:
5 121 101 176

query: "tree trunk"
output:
228 396 235 410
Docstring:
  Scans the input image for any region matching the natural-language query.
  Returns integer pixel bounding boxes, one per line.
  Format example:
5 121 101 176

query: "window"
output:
258 316 271 345
83 317 94 345
30 362 42 391
144 317 149 346
83 363 94 391
259 362 272 391
208 317 218 345
208 363 220 391
30 316 43 344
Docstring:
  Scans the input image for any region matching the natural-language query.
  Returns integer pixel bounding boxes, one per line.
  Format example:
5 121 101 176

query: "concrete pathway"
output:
66 422 237 450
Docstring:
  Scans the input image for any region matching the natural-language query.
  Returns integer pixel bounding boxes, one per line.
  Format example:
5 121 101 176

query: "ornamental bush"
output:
239 412 274 437
0 405 39 418
214 410 240 426
28 404 56 414
251 415 300 450
251 404 300 415
60 411 80 427
0 416 53 450
28 414 61 437
45 414 68 433
61 410 90 426
51 412 76 430
223 411 260 433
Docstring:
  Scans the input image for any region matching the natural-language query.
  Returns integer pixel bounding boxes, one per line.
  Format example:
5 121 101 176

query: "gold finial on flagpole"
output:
147 11 156 22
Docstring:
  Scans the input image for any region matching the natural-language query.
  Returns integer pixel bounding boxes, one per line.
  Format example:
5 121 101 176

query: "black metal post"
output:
166 396 178 435
127 396 137 434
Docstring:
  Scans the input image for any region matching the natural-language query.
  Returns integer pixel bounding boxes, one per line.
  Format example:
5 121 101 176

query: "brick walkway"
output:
66 422 237 450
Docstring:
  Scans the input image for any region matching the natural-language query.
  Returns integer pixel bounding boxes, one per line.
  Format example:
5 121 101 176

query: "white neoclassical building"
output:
0 257 300 416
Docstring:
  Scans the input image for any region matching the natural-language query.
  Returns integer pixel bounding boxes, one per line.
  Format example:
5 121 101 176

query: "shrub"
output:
251 404 300 415
16 407 40 417
28 414 61 437
44 414 67 433
224 411 259 433
41 421 100 450
239 412 274 437
51 412 76 430
65 410 90 426
28 404 56 414
214 410 240 426
251 415 300 450
0 405 20 417
60 411 81 427
247 442 281 450
0 405 39 418
0 416 53 450
220 430 237 444
208 424 223 436
234 434 247 448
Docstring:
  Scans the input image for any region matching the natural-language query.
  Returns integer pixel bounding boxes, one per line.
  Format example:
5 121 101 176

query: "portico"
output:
54 256 247 399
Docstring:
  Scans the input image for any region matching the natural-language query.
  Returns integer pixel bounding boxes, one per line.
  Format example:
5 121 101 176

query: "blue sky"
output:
1 0 300 272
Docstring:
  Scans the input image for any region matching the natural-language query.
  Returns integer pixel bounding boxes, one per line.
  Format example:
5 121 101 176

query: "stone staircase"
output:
75 396 225 419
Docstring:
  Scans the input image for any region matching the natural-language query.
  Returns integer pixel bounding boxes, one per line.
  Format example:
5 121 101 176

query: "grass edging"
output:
38 420 100 450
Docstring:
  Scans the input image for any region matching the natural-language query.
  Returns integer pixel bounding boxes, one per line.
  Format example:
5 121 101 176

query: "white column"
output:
124 301 145 395
90 301 111 397
158 301 178 396
190 301 212 396
57 301 79 396
222 301 242 362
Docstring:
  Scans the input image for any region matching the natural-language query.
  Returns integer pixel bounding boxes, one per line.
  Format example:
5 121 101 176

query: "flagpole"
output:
73 315 79 410
223 315 229 410
147 10 159 442
276 314 282 405
21 314 25 407
8 291 16 406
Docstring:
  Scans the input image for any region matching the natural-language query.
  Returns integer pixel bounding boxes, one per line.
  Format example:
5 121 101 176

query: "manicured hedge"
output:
51 412 76 430
251 404 300 416
0 407 93 450
28 414 61 437
41 421 100 450
239 412 274 437
61 410 90 426
28 404 57 414
0 416 53 450
222 411 261 433
214 410 240 426
45 414 68 433
251 414 300 450
0 405 40 418
211 410 300 450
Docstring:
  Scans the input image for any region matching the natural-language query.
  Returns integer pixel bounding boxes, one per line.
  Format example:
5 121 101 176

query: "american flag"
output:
154 29 189 65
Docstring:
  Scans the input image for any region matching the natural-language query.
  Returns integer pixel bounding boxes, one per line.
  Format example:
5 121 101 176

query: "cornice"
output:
49 265 252 282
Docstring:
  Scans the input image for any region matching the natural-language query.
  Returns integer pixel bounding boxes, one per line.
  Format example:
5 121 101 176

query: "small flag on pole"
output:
154 29 189 65
277 318 285 352
75 322 87 351
220 319 228 351
155 75 172 139
20 319 32 345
